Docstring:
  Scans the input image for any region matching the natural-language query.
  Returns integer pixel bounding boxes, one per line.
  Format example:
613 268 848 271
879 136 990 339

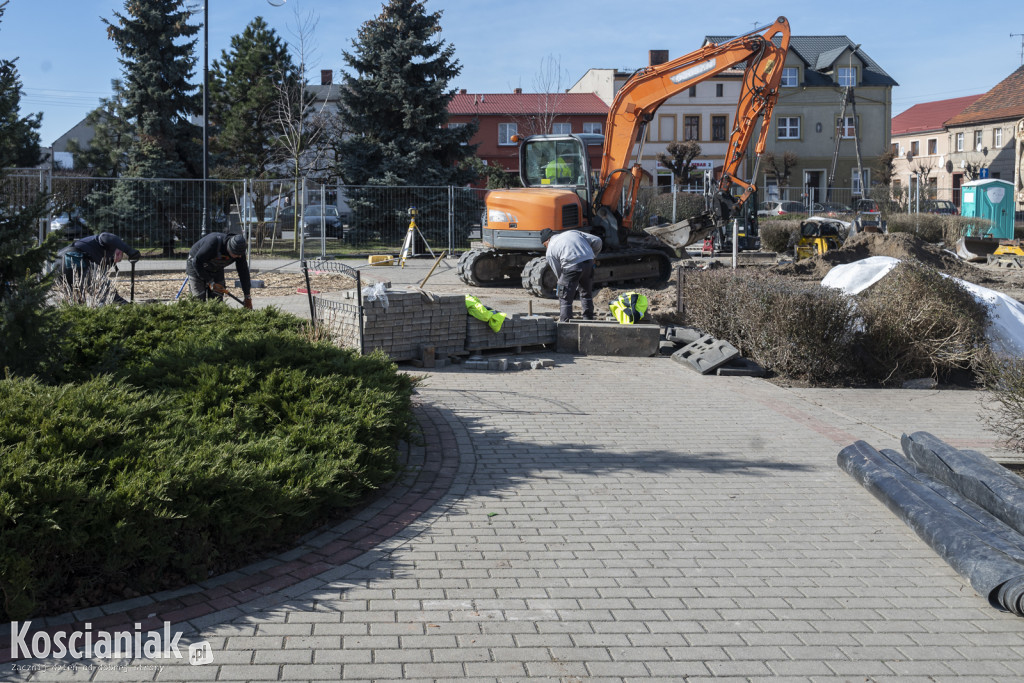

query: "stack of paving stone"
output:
465 313 557 352
321 288 466 361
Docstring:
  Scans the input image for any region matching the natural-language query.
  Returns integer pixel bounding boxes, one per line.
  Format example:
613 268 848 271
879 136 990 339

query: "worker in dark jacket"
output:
186 232 252 308
55 232 141 302
540 228 602 322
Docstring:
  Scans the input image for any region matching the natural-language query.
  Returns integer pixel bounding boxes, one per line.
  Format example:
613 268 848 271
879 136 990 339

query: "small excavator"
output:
457 17 792 297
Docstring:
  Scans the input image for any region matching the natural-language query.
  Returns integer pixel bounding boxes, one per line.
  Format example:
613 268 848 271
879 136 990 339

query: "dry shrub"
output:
757 219 801 253
979 354 1024 453
683 269 858 384
50 264 120 307
886 214 992 247
855 260 989 384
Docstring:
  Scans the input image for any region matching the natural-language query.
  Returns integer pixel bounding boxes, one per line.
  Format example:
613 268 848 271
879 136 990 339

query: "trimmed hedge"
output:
682 263 990 386
0 301 415 620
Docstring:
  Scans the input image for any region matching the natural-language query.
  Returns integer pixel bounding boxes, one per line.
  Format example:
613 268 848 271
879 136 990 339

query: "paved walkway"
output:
5 349 1024 681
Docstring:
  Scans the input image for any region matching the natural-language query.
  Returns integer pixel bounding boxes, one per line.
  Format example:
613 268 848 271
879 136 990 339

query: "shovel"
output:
130 261 136 302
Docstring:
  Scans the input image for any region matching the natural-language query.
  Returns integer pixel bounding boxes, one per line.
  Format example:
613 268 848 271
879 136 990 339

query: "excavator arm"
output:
594 17 791 243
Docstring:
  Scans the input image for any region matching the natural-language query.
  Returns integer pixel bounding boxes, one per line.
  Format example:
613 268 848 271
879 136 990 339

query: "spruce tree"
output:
335 0 476 188
0 3 41 167
209 17 297 180
103 0 201 179
0 0 56 376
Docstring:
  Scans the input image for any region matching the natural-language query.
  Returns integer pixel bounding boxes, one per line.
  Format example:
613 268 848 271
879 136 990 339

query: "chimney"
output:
320 69 333 85
514 87 522 94
649 50 669 66
459 89 467 94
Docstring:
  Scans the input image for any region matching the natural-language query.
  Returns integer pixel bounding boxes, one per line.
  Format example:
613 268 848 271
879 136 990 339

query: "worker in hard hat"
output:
185 232 253 308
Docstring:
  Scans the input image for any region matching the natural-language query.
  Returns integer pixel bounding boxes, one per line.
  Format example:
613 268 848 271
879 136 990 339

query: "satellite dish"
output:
960 160 966 169
945 160 954 173
267 0 287 5
977 143 984 152
905 151 914 162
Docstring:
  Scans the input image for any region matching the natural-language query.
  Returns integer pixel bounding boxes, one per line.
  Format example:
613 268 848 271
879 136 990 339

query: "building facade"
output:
569 36 897 208
446 90 608 181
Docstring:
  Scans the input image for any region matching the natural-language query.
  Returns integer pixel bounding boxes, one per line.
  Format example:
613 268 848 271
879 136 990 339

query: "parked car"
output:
49 211 90 240
922 200 958 215
300 205 343 238
815 202 851 216
757 200 807 217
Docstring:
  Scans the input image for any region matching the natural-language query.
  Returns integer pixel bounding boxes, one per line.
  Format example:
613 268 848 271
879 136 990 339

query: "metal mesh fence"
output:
8 169 489 259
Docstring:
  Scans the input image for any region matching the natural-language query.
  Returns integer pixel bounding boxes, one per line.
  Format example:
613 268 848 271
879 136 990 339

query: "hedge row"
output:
0 301 415 620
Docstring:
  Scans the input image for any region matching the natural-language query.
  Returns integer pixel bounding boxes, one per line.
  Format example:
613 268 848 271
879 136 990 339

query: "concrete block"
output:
576 321 660 357
672 335 740 374
716 356 765 377
555 321 580 354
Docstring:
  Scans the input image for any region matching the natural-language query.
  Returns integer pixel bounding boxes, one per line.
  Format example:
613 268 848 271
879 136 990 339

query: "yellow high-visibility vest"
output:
610 292 648 324
465 294 506 332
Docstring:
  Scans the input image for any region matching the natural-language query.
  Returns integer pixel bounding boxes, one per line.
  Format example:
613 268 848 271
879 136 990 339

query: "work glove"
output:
243 297 253 310
210 283 229 295
128 249 142 263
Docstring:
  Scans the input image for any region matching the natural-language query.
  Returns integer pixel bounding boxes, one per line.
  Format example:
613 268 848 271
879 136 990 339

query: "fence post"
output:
302 259 316 325
448 185 455 253
355 269 364 355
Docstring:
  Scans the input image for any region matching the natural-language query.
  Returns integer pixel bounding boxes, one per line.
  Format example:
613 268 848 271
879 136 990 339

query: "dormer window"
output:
780 67 799 87
837 67 857 87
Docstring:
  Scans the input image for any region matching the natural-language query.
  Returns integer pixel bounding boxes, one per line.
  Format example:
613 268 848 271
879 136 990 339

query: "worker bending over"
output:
540 228 602 322
55 232 141 303
186 232 252 308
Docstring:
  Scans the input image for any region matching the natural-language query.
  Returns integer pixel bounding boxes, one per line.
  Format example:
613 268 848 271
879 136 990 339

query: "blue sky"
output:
4 0 1023 146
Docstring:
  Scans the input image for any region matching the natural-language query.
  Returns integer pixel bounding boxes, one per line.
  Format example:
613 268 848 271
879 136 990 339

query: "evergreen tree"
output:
0 0 56 376
209 17 297 180
0 2 41 168
335 0 476 188
103 0 201 179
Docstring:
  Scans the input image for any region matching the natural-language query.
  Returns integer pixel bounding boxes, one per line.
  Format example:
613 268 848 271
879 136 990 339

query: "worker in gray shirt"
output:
540 228 602 322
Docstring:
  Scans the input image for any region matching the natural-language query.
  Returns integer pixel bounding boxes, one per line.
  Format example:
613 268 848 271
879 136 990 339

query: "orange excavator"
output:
457 17 792 297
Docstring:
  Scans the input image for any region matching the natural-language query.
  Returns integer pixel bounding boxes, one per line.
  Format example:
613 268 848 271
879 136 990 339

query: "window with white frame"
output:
777 116 800 139
852 168 870 196
780 67 798 87
837 116 856 138
994 127 1003 147
975 130 984 150
956 132 964 152
583 122 602 135
927 139 937 155
837 67 856 87
498 122 518 146
551 123 570 135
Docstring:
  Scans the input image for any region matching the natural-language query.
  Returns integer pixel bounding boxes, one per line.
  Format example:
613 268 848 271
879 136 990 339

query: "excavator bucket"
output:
644 212 719 252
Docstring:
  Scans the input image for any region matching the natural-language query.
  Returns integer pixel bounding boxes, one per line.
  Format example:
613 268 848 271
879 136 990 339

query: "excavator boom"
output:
597 18 791 241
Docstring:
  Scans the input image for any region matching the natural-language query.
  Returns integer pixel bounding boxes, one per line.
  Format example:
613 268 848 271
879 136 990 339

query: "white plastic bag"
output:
362 281 389 309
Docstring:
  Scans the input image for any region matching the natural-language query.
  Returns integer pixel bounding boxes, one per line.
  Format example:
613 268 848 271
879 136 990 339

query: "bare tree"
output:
657 141 702 186
765 151 798 189
269 6 332 249
511 54 569 137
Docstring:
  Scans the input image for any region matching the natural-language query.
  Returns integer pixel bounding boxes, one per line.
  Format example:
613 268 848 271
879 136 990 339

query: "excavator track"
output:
522 248 672 299
456 248 535 286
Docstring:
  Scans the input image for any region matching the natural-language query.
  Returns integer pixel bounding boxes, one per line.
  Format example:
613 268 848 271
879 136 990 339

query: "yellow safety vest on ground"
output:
465 295 507 332
610 292 648 324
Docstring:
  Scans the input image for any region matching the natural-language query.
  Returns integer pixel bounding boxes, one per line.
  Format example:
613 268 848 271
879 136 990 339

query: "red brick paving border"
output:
0 401 455 664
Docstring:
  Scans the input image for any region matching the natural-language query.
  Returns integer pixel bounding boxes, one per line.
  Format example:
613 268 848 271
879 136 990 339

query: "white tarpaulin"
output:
821 256 1024 358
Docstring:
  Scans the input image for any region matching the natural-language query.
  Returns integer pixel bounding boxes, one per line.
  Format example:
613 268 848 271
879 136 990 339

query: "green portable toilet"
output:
962 179 1015 240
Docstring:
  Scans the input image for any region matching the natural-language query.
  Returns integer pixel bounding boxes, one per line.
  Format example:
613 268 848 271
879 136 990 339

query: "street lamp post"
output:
202 0 209 237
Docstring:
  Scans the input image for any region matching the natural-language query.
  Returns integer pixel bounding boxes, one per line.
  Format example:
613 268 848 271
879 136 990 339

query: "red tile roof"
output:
891 95 983 135
945 65 1024 126
448 92 608 116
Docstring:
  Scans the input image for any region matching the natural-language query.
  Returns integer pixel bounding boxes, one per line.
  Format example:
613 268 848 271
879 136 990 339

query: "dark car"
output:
922 200 958 215
300 205 343 238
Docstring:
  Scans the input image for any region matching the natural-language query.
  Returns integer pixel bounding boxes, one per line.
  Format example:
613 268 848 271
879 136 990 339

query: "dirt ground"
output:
593 232 1024 324
112 270 357 302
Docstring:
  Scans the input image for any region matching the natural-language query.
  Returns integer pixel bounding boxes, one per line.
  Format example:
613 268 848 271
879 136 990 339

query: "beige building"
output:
890 95 983 205
570 36 896 208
